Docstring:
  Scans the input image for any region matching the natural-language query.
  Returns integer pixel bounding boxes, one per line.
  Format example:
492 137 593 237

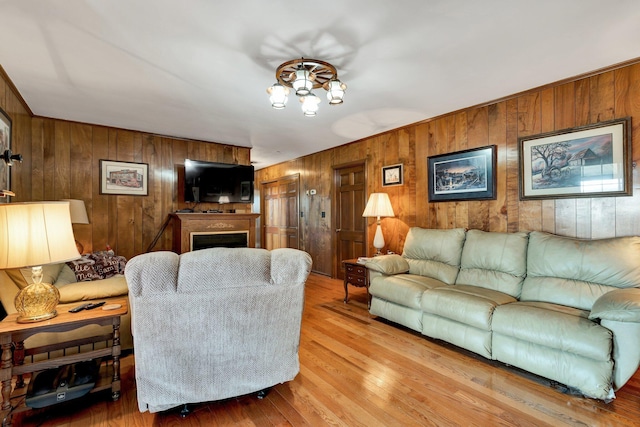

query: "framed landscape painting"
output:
428 145 497 202
519 118 632 200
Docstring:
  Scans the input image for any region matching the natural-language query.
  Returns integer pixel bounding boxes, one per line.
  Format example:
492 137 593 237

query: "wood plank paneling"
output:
488 102 507 232
0 74 251 261
5 60 640 275
257 60 640 276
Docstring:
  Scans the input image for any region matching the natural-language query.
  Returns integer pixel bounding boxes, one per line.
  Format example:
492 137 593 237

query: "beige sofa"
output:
0 263 133 352
366 227 640 401
124 247 312 413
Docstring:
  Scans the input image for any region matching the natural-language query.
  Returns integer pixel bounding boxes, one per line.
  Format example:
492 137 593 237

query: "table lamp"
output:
61 199 90 254
0 202 81 323
362 193 395 256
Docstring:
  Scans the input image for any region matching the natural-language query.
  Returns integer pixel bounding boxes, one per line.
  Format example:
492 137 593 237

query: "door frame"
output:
331 160 368 278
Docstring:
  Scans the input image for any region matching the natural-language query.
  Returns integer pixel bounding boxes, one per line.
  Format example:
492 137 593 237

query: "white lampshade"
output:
267 83 290 109
291 68 314 96
325 79 347 105
0 202 81 269
218 196 230 204
362 193 395 219
0 202 81 322
300 93 321 117
61 199 89 224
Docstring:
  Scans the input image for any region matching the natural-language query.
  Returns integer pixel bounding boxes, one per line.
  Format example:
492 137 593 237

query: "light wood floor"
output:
12 273 640 426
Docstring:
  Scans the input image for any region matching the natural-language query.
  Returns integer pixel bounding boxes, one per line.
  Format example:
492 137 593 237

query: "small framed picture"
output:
100 160 149 196
382 164 403 187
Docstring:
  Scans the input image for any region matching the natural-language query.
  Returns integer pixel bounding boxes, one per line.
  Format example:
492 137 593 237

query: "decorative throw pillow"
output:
91 253 127 279
66 253 127 282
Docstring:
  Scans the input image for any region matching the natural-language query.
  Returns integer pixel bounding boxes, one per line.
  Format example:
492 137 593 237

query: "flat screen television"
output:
184 159 254 203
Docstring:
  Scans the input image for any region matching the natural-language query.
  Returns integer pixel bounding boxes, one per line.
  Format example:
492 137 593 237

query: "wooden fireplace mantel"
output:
171 213 260 254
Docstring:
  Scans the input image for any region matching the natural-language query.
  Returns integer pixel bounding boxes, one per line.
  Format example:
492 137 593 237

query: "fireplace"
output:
171 213 260 254
190 231 249 251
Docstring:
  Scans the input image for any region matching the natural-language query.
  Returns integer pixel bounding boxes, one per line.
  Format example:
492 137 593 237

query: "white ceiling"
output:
2 1 640 169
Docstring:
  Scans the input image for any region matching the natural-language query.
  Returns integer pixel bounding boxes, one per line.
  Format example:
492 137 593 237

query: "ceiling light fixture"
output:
267 58 347 116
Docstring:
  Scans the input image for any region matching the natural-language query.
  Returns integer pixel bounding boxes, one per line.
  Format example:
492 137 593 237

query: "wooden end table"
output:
342 259 370 308
0 298 128 426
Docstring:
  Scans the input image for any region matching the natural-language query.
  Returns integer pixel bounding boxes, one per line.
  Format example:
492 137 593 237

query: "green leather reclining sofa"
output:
366 227 640 401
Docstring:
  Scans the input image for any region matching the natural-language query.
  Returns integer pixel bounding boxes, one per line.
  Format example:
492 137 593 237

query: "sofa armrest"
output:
589 288 640 322
365 255 409 275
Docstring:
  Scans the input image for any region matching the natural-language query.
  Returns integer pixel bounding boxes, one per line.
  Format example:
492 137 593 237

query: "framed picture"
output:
100 160 149 196
519 117 632 200
0 107 12 203
382 163 403 186
428 145 497 202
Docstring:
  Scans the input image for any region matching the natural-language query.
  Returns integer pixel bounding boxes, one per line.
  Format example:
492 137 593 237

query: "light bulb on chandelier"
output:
267 58 346 116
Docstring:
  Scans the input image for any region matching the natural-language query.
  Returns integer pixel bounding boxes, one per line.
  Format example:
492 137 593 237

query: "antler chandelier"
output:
267 58 347 117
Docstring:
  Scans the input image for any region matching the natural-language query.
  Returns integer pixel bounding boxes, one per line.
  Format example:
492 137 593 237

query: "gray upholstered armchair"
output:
124 247 312 414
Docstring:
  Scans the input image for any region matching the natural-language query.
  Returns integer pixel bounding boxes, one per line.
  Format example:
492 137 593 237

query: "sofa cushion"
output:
57 274 129 303
55 265 79 287
521 231 640 310
402 227 466 285
456 230 529 298
421 285 516 330
493 302 611 362
369 274 447 309
5 264 65 289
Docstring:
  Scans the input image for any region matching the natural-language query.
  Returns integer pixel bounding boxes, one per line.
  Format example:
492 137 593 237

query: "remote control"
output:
85 301 106 310
69 303 91 313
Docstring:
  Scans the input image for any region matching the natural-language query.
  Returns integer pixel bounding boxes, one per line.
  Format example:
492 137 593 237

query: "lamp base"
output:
372 223 385 256
17 310 58 324
14 280 61 324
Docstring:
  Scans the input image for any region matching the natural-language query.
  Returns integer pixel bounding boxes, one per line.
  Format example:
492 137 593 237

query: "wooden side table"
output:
0 298 128 426
342 259 370 308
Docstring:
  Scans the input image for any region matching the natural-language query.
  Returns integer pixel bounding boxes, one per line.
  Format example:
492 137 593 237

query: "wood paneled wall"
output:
257 61 640 276
1 68 251 261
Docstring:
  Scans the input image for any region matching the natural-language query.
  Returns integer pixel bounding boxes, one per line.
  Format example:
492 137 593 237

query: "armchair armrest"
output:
365 255 409 275
589 288 640 322
124 251 180 296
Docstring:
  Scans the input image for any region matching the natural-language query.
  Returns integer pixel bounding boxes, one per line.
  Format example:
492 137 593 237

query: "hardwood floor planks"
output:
12 273 640 426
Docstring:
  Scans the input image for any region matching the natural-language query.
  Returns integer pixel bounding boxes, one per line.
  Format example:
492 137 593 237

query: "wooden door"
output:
333 163 367 279
261 175 299 250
